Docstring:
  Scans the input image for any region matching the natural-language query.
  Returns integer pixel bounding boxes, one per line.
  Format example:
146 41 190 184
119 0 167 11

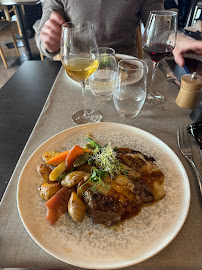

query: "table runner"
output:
1 61 202 269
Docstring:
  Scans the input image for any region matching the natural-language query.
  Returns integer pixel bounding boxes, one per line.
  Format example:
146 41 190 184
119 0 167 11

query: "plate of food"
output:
17 122 190 269
65 53 137 88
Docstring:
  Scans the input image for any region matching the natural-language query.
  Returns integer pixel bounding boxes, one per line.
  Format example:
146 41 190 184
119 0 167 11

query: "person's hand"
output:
173 34 202 67
40 11 65 53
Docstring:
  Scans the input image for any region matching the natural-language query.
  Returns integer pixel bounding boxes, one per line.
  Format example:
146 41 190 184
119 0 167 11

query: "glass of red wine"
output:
143 10 177 105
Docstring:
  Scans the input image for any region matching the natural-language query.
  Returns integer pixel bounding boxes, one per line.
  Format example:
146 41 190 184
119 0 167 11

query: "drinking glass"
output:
60 21 101 124
89 47 117 101
113 59 148 118
143 10 177 105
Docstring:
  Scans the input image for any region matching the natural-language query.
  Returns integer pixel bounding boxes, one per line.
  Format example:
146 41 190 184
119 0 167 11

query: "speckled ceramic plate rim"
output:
17 122 190 269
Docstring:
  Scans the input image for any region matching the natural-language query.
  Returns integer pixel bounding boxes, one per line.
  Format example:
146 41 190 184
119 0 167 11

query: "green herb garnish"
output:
92 144 122 178
79 166 110 195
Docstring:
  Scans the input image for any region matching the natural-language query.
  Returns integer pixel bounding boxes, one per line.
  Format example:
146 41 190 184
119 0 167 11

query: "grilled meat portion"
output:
117 149 165 201
84 177 155 226
84 190 126 226
133 180 154 203
116 148 155 162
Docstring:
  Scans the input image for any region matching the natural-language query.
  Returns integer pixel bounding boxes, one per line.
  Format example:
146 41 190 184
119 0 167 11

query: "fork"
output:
177 126 202 196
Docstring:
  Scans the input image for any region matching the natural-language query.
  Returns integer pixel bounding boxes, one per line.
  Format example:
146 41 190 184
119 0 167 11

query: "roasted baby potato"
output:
38 181 62 201
42 151 60 165
68 191 86 223
61 171 90 188
36 164 52 181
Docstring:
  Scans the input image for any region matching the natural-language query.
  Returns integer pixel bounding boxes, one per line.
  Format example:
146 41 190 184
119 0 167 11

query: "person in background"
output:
36 0 164 58
36 0 202 68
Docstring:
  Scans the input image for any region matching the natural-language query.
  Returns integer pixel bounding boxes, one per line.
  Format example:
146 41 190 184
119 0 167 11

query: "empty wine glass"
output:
89 47 117 101
143 10 177 105
60 21 101 124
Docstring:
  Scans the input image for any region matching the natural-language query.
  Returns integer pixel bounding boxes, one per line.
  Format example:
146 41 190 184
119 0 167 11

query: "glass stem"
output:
81 81 88 117
150 61 159 94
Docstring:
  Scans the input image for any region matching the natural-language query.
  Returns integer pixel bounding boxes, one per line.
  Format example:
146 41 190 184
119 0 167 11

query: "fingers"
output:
43 19 61 39
50 11 65 25
40 11 65 53
174 39 202 67
174 53 185 67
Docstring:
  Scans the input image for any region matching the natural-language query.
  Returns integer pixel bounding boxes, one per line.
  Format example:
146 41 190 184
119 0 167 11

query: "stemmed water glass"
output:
60 21 101 124
143 10 177 105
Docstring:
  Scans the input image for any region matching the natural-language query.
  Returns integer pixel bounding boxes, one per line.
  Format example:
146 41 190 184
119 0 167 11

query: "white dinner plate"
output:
17 122 190 269
65 53 136 88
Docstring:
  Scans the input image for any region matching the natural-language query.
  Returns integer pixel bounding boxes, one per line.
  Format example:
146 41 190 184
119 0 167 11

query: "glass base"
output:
145 92 164 105
72 109 102 125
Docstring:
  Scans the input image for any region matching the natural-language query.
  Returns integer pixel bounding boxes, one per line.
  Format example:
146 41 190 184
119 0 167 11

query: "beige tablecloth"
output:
1 61 202 269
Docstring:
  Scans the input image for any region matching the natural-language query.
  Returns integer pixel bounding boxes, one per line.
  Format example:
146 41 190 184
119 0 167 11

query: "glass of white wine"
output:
60 21 101 124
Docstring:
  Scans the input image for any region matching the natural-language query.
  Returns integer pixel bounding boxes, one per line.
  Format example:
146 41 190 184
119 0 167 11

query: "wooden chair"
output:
0 20 20 69
0 5 23 36
0 5 12 21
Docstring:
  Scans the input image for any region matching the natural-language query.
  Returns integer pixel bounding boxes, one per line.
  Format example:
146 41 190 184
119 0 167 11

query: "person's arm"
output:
173 33 202 67
36 0 67 58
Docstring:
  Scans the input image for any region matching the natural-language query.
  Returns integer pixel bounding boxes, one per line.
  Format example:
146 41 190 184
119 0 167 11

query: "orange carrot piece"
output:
65 145 84 171
46 150 69 165
46 149 93 165
45 186 70 225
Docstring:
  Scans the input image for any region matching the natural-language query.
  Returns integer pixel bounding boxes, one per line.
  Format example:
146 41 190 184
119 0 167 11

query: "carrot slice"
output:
46 150 70 165
46 149 93 165
65 145 84 171
45 186 70 225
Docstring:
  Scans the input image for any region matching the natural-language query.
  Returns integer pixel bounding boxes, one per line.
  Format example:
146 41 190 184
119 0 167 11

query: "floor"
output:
0 23 41 89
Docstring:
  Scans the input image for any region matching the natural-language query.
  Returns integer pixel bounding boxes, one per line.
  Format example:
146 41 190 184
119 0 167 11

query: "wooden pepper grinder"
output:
175 72 202 109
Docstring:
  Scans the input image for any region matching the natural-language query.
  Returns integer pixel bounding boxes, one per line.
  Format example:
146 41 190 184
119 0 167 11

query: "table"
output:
0 59 202 269
0 0 41 59
0 60 61 200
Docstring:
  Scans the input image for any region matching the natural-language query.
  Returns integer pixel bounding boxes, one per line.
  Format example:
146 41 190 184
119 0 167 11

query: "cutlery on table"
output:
177 126 202 196
159 60 181 88
188 122 202 162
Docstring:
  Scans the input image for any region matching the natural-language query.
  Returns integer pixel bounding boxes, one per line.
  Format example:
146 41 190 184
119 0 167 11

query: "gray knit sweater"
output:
36 0 163 58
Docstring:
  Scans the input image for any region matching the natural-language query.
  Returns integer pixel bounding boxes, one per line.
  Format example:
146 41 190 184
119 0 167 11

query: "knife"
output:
159 60 181 88
200 147 202 163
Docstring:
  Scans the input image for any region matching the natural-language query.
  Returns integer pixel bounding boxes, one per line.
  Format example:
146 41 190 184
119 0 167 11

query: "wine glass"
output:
89 47 117 101
143 10 177 105
60 21 101 124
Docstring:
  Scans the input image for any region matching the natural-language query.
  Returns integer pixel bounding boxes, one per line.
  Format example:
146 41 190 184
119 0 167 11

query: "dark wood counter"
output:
0 60 61 200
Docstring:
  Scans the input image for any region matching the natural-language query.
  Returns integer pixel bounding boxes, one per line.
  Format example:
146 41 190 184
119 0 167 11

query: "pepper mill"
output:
175 72 202 109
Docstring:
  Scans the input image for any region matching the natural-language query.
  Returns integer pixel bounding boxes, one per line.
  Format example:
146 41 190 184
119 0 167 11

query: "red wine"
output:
143 43 174 62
